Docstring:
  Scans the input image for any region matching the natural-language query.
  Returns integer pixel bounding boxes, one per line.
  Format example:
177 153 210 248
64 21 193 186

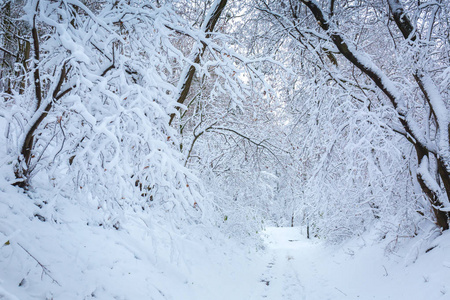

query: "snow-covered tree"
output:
1 0 236 226
249 0 450 239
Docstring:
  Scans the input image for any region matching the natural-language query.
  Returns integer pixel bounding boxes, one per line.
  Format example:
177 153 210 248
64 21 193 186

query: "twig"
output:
17 243 61 286
0 46 15 56
209 126 288 161
335 287 347 296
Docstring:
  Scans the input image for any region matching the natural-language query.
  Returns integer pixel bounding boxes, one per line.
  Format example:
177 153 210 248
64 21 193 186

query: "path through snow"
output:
1 215 450 299
250 227 450 300
253 227 332 300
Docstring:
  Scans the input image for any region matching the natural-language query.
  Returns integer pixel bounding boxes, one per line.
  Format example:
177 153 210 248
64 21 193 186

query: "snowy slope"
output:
0 145 260 299
0 176 266 300
1 183 450 300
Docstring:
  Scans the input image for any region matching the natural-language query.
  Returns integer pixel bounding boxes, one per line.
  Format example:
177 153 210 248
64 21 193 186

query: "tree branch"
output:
169 0 228 126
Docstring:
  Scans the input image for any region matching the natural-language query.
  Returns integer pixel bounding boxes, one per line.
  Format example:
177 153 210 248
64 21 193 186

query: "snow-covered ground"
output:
259 227 450 299
1 179 450 300
0 180 259 300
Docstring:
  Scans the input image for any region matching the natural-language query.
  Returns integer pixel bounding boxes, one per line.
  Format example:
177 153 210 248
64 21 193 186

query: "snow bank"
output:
0 169 263 300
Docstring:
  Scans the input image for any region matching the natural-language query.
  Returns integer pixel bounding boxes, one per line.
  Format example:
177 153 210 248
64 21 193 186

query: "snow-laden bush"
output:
1 0 206 227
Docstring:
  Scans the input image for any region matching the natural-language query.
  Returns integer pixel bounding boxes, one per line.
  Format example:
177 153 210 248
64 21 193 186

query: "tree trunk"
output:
169 0 227 125
306 219 310 239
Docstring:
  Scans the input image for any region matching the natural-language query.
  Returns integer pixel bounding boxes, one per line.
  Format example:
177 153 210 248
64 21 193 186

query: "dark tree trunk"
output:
169 0 228 125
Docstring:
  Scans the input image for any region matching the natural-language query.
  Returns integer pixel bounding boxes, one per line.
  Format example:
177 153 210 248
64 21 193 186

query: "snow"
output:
2 184 450 300
0 161 264 299
416 71 450 168
2 0 450 298
258 227 450 300
418 156 442 195
0 186 249 299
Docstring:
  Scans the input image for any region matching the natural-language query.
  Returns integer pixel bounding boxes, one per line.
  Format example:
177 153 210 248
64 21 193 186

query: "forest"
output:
1 0 450 299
